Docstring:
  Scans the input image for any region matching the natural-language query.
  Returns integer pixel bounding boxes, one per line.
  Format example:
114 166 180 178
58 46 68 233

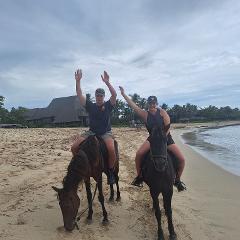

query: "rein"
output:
75 182 98 229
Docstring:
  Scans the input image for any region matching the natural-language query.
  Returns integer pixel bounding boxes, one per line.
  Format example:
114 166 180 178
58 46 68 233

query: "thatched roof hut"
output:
24 96 88 126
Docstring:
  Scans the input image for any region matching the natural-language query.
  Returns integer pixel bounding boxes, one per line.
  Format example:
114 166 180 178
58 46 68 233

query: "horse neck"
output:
63 173 82 192
150 136 167 156
63 158 85 192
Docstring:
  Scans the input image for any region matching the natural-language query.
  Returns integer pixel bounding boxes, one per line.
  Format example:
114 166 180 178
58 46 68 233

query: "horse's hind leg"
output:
150 189 164 240
85 180 93 221
97 176 108 224
109 174 121 201
115 174 121 201
162 190 177 240
114 142 121 201
109 184 114 201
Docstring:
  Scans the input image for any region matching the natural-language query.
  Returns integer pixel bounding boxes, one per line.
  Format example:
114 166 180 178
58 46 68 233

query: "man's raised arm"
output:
101 71 117 105
75 69 86 106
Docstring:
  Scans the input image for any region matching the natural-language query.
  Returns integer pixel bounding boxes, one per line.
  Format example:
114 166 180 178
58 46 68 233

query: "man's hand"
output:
75 69 82 82
101 71 110 84
119 86 125 95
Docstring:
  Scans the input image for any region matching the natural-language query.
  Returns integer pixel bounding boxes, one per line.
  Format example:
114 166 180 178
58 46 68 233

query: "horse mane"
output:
62 136 101 191
63 150 89 191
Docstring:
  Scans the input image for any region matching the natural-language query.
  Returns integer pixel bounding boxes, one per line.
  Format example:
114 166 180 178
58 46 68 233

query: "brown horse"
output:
141 125 178 240
52 135 120 231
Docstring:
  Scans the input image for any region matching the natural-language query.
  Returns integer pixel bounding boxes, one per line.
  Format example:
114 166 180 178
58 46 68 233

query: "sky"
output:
0 0 240 109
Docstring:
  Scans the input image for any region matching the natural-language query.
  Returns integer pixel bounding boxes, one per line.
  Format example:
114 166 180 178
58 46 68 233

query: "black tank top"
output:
145 108 164 134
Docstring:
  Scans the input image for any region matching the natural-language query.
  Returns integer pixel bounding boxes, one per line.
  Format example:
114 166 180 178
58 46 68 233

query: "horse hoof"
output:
169 233 177 240
158 231 165 240
102 218 109 225
85 218 92 224
109 197 114 202
116 196 121 202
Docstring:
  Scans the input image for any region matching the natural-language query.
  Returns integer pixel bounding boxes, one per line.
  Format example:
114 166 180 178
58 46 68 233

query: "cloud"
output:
0 0 240 109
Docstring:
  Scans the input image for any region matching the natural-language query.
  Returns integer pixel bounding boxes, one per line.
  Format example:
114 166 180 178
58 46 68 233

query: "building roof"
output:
24 96 88 123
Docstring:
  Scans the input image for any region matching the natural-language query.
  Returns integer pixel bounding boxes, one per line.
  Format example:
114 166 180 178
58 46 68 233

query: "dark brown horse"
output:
52 135 120 231
141 125 178 240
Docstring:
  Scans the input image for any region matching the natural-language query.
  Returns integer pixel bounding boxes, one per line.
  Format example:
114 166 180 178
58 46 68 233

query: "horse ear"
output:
52 186 61 192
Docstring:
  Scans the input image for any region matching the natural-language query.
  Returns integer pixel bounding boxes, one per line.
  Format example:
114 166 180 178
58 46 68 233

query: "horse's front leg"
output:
85 179 93 221
163 190 177 240
150 188 164 240
97 175 108 224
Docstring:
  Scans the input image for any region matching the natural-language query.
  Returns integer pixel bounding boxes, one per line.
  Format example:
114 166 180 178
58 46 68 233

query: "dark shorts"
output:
147 133 175 146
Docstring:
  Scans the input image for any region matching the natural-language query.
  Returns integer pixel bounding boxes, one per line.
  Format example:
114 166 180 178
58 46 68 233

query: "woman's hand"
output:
119 86 125 95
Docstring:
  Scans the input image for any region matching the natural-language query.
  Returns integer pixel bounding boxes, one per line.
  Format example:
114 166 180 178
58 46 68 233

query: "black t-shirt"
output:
85 99 114 135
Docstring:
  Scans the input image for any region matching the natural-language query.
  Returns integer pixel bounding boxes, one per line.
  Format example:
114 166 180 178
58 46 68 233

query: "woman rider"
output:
119 86 186 192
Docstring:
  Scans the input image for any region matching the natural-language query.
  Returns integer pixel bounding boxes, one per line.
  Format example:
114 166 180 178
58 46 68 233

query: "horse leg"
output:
114 142 121 201
115 174 121 201
109 184 114 201
150 189 164 240
85 180 93 221
97 176 108 224
162 190 177 240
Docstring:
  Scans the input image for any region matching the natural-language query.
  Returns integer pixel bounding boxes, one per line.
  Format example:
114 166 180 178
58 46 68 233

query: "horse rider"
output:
119 86 186 191
71 69 117 185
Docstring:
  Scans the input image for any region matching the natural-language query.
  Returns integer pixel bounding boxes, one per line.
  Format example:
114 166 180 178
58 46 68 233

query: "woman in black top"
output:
119 86 186 191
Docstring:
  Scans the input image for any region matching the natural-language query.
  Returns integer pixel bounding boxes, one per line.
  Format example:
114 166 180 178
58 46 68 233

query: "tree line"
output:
0 96 28 125
110 93 240 125
1 94 240 127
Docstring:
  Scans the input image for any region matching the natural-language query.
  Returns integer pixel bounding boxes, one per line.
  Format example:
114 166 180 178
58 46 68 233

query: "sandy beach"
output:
1 125 240 240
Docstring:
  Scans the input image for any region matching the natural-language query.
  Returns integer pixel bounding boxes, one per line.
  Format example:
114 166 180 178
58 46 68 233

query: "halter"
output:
149 139 168 172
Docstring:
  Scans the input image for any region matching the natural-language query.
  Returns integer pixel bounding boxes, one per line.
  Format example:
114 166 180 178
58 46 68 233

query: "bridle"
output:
149 127 168 171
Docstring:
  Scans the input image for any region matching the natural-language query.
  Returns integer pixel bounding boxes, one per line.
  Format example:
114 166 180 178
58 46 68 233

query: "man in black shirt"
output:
71 69 117 184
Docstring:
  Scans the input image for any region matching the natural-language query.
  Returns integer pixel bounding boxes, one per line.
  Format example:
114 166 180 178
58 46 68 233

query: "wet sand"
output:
0 125 240 240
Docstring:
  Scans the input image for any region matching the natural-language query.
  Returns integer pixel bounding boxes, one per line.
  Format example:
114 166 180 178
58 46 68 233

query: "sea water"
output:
181 125 240 176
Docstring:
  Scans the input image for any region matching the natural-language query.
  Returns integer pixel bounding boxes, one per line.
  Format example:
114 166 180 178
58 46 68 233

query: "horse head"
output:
52 149 89 231
149 125 168 172
52 186 80 231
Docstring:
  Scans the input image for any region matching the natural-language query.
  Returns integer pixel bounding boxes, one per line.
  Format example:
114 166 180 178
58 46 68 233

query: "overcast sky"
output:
1 0 240 109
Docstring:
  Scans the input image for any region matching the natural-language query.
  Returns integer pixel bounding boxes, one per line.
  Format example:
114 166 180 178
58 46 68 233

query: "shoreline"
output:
171 120 240 130
171 128 240 240
179 124 240 177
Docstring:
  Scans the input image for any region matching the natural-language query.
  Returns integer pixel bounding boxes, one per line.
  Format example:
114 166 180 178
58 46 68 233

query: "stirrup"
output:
131 176 143 187
174 179 187 192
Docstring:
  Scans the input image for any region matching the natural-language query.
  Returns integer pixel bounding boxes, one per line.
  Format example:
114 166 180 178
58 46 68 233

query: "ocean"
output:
181 125 240 176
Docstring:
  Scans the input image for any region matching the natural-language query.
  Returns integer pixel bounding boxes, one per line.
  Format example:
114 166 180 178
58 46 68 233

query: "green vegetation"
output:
0 96 28 125
111 95 240 124
1 94 240 128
